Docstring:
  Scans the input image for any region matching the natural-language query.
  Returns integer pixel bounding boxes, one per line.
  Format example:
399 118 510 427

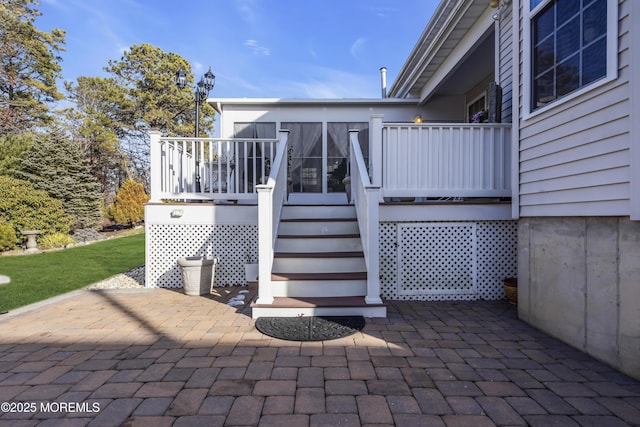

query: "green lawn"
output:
0 233 145 312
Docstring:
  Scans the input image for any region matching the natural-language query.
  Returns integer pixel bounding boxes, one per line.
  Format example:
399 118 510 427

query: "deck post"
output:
256 184 274 305
149 130 162 202
364 185 383 305
370 114 384 187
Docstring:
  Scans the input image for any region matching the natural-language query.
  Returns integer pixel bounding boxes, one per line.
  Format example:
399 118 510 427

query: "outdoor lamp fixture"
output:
175 66 215 138
175 65 215 191
491 0 512 21
413 115 423 124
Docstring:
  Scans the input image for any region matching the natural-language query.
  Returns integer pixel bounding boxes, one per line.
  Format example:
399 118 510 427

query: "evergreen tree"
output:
102 44 215 188
0 132 33 175
15 126 102 230
0 0 66 133
0 175 71 241
107 179 148 226
64 76 128 196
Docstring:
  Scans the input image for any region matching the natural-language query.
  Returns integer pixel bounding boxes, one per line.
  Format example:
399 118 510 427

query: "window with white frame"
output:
527 0 616 112
467 93 487 123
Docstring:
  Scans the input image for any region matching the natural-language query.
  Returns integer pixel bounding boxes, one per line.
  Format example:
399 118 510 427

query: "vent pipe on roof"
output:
380 67 387 98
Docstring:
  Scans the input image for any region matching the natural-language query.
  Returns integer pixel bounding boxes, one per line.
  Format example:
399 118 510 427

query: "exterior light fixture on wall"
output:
491 0 512 21
413 115 423 124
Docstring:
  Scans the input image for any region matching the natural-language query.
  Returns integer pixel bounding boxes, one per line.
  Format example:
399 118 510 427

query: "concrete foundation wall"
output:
518 217 640 380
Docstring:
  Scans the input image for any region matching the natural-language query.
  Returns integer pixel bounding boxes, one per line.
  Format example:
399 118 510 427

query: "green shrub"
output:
107 179 149 226
0 176 72 243
0 222 17 251
38 232 76 250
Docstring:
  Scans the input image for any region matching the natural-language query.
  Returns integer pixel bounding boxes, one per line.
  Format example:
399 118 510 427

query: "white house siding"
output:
497 6 513 123
517 0 631 217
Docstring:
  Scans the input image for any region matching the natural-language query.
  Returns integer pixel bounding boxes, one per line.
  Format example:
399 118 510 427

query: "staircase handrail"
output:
349 130 383 305
255 130 290 305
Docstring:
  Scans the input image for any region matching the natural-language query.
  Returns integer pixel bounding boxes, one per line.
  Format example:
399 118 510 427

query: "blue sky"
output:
37 0 439 99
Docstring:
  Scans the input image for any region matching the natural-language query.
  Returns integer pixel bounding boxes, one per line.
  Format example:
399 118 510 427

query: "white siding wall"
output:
517 0 632 217
497 7 513 123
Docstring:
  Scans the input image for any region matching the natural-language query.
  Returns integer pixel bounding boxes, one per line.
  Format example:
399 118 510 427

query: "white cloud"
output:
234 0 258 23
192 62 205 75
244 39 271 56
222 73 262 94
270 66 380 99
350 37 367 64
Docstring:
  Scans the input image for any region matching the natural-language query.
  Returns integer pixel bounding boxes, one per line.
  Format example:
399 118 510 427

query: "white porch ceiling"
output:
389 0 496 101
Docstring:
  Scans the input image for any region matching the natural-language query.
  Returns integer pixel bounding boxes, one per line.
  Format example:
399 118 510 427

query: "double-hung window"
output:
526 0 617 114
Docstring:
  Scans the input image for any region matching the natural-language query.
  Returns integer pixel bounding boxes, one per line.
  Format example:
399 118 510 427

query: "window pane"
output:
533 3 555 45
327 123 346 158
582 37 607 85
301 158 322 193
557 55 580 96
533 70 555 108
583 0 607 44
535 38 555 76
327 157 347 192
531 0 544 10
327 122 368 192
557 17 580 63
531 0 610 111
282 122 322 193
468 96 486 122
557 0 579 24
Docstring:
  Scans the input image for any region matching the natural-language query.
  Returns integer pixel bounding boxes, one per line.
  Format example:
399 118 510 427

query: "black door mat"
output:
255 316 366 341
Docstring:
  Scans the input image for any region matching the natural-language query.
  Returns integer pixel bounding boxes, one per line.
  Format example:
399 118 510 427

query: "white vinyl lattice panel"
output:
146 224 257 288
380 221 517 301
398 223 477 296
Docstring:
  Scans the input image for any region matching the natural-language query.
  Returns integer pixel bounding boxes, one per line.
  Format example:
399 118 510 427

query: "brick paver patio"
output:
0 287 639 426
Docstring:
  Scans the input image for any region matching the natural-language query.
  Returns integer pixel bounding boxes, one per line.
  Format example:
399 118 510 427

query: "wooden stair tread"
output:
278 234 360 239
285 204 352 207
271 272 367 281
251 296 386 308
280 217 356 222
274 251 364 258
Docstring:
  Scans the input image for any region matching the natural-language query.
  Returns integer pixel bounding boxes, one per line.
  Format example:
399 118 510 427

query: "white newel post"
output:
370 114 384 187
365 186 383 305
256 185 274 305
149 130 162 202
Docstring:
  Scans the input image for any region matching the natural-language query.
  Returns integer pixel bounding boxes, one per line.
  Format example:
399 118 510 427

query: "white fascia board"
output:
417 6 496 103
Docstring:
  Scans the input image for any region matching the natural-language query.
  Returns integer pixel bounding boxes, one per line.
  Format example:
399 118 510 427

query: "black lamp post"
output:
175 65 215 191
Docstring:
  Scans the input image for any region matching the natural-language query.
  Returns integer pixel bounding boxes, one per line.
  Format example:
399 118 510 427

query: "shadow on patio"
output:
0 288 639 426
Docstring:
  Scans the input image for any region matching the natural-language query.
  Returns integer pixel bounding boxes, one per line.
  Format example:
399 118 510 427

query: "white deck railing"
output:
349 130 383 305
149 131 278 202
255 130 289 305
378 122 511 198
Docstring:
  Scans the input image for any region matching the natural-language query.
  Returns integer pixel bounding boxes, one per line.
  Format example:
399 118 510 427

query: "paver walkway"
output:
0 287 639 426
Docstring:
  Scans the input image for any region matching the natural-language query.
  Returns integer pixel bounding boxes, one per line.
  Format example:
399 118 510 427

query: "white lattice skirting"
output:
146 224 258 288
147 220 516 301
380 221 517 301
